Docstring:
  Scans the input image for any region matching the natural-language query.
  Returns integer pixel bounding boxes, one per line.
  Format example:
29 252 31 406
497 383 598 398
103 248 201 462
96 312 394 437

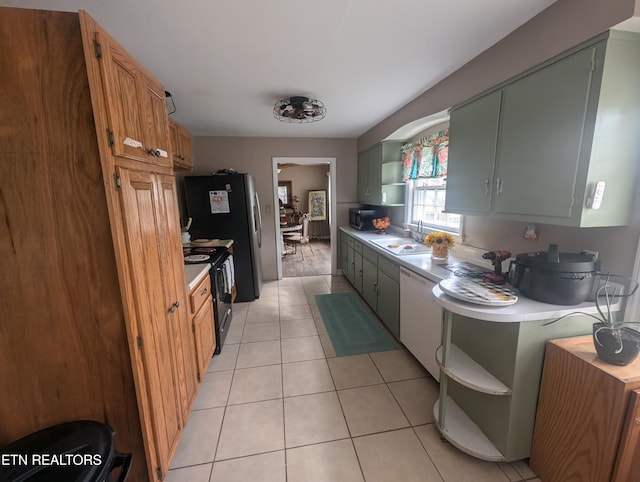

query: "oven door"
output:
213 253 233 348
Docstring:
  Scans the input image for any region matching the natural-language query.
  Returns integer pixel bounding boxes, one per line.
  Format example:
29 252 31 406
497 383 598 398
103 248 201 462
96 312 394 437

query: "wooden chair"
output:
284 216 310 257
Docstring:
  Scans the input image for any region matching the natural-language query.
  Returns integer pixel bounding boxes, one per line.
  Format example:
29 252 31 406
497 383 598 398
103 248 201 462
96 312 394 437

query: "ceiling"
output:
2 0 557 138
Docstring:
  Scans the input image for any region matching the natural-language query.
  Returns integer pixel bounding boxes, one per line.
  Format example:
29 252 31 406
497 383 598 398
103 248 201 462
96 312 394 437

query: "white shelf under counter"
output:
434 397 505 462
436 344 511 395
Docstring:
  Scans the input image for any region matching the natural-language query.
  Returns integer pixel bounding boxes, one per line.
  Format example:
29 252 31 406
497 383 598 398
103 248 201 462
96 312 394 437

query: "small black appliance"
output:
349 207 386 231
508 244 600 305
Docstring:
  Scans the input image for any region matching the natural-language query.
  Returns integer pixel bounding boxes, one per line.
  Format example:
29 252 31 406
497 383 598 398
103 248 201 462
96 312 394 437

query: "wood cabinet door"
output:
177 125 194 169
141 72 172 168
613 389 640 481
116 167 182 477
157 174 198 420
168 119 179 164
445 90 501 214
193 300 216 377
94 31 150 163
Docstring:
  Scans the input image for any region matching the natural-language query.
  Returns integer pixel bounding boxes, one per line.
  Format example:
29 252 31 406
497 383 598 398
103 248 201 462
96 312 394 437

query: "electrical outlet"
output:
524 225 538 241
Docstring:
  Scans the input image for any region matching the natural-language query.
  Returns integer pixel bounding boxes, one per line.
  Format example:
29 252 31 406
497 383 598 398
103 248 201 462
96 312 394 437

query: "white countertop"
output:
183 238 234 249
340 226 618 323
184 263 210 291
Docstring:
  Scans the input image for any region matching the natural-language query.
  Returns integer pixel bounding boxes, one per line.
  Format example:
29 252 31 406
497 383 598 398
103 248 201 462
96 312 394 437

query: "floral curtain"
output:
401 129 449 181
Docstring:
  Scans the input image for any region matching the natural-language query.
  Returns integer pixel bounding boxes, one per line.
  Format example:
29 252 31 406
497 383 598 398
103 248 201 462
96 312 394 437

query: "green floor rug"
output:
315 292 397 357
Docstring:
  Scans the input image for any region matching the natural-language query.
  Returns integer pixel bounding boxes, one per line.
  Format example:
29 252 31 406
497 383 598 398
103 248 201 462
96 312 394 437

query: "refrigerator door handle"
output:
254 192 262 248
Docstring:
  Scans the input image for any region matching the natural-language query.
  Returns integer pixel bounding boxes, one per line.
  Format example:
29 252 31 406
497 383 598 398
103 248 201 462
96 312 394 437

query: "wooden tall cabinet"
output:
0 8 197 481
530 336 640 481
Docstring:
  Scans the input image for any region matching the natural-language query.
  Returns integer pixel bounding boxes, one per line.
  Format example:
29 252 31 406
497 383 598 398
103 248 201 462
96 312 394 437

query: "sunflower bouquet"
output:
424 231 455 259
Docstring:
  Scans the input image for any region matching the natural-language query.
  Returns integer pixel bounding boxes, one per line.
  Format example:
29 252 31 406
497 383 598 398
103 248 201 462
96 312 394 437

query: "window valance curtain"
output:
401 129 449 181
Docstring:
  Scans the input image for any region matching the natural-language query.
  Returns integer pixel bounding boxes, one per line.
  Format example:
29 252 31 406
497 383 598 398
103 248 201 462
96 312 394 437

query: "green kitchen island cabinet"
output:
432 285 620 462
445 30 640 227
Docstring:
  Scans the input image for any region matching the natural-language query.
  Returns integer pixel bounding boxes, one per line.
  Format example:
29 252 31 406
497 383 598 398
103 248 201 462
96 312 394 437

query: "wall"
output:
278 164 330 238
181 137 357 280
359 0 640 280
359 0 637 151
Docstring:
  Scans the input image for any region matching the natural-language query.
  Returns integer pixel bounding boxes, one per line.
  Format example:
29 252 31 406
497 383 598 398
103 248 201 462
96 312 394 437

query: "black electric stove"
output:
183 246 227 265
183 246 233 354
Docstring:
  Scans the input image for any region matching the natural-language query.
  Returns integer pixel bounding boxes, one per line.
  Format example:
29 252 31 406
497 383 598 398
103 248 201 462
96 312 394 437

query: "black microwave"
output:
349 208 385 231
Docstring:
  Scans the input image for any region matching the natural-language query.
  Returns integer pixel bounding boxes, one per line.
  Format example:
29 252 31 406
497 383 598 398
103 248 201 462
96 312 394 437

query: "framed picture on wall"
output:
308 190 327 221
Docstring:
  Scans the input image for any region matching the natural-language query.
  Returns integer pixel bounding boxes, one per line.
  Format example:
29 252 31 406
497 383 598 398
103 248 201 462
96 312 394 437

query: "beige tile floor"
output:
167 275 541 482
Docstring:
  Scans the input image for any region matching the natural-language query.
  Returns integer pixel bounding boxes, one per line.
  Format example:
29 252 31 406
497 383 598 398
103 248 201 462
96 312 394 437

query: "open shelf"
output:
434 397 505 462
436 344 511 395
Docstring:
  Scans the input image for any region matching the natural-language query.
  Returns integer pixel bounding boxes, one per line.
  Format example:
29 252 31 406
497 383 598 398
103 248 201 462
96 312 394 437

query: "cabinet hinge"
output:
114 174 122 191
136 335 143 349
156 467 163 480
197 371 201 383
93 39 102 59
106 129 115 146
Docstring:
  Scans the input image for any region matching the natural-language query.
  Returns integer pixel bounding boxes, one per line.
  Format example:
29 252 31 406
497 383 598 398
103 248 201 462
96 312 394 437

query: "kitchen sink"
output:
369 237 430 256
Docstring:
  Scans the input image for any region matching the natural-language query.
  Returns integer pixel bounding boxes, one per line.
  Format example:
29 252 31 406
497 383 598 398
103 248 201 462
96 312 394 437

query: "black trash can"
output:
0 420 131 482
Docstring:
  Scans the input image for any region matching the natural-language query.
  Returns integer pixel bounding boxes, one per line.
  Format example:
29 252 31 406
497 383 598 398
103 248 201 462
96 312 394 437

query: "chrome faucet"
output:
416 220 423 241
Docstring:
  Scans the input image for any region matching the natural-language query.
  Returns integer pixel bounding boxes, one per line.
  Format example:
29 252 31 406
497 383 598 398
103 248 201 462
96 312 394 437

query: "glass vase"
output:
431 244 449 260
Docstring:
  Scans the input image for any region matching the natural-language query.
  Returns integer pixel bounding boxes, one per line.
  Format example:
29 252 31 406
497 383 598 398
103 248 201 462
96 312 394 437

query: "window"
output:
277 181 292 206
400 128 460 233
406 178 460 232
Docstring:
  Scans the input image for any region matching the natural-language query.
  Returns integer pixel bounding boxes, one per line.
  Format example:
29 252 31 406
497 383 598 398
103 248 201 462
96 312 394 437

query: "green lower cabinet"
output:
376 270 400 338
341 230 401 339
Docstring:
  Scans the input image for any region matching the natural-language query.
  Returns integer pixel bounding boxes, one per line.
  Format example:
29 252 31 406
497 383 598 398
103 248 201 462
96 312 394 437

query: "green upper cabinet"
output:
445 30 640 227
445 90 501 214
358 141 404 206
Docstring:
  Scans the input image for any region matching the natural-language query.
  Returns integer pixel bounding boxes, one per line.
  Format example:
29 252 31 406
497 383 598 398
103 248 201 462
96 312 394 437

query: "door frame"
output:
272 157 337 279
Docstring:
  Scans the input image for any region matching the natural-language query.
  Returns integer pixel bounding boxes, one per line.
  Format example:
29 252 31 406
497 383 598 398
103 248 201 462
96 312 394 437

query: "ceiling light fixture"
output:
273 96 326 123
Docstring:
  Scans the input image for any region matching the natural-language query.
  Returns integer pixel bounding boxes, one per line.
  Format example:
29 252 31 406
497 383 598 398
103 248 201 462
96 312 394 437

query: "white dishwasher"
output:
400 267 442 381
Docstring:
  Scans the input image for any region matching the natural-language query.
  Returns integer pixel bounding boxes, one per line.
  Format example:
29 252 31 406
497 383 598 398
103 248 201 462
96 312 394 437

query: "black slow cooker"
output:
508 244 601 305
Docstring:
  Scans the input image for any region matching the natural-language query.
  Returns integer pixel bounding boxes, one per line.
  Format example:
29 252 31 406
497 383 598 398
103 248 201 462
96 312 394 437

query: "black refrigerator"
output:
184 173 263 302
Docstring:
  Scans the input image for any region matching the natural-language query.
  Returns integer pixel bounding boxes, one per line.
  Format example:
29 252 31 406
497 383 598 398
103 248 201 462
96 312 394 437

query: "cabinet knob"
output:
484 179 490 196
167 301 180 313
148 148 161 157
200 287 208 296
496 177 503 195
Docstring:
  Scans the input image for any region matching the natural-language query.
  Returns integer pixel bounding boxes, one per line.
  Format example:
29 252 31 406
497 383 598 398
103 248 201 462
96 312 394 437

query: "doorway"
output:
272 157 337 279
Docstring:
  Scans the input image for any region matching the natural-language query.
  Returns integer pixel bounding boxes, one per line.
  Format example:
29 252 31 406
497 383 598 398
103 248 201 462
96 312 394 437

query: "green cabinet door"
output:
366 144 382 205
354 251 363 294
494 45 598 218
377 271 400 338
445 90 501 213
362 256 378 311
357 151 369 203
341 237 349 276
